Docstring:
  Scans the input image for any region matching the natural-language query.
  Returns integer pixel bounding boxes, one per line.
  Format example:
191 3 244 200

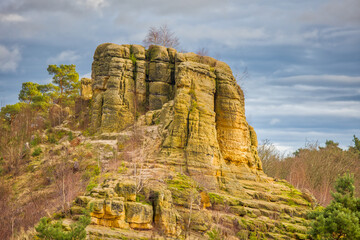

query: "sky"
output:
0 0 359 153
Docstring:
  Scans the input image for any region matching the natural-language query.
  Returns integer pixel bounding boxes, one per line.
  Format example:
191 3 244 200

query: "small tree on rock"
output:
143 24 180 48
47 64 79 105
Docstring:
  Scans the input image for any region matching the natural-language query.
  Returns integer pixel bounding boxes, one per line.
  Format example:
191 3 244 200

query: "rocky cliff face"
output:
90 43 261 176
67 43 314 239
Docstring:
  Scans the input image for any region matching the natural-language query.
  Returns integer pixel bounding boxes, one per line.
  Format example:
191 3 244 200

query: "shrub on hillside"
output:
35 205 92 240
32 147 42 157
309 173 360 239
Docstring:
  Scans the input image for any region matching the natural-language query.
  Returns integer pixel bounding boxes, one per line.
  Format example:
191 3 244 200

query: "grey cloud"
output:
0 0 106 14
247 101 360 118
256 127 359 153
253 115 360 130
245 83 360 119
47 50 81 64
0 13 27 22
326 95 360 102
244 76 359 102
244 70 360 153
0 45 21 72
300 0 360 27
109 0 226 16
273 75 360 88
1 0 76 13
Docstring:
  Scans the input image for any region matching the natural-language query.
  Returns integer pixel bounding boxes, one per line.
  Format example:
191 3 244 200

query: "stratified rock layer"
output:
90 43 261 176
71 177 180 237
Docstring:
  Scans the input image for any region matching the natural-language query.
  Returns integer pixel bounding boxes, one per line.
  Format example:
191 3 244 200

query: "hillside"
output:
0 43 316 240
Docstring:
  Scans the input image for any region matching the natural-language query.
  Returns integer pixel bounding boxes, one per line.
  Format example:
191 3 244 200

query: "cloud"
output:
75 0 108 10
249 102 360 118
270 118 280 125
244 74 360 103
0 13 27 22
300 0 360 27
0 45 21 72
269 75 360 93
0 0 107 14
272 144 294 155
47 50 81 64
110 0 224 17
80 72 91 79
178 25 268 47
243 71 360 153
278 75 360 85
327 95 360 102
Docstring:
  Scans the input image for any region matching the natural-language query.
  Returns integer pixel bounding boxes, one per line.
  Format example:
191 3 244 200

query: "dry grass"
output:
0 136 94 239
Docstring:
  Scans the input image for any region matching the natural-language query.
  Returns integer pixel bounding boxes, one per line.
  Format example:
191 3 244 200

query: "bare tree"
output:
260 139 360 206
235 67 249 82
184 184 201 238
0 105 34 175
143 24 180 48
196 47 209 56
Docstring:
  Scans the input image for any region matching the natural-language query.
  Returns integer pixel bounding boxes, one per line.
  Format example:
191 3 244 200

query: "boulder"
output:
114 181 136 202
125 202 153 229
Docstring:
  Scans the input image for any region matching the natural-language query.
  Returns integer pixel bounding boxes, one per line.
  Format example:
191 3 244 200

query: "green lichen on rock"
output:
125 202 153 229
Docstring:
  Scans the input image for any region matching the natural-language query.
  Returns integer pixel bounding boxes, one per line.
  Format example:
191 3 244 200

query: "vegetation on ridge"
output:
260 137 360 206
0 64 90 240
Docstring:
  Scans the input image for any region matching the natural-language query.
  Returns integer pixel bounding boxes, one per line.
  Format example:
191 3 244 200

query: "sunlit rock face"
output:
90 43 262 177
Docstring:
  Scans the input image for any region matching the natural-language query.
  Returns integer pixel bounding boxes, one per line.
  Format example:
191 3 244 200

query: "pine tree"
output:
309 173 360 239
350 135 360 154
47 64 79 105
19 82 59 110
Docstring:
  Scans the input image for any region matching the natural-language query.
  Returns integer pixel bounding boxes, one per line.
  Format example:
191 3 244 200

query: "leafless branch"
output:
143 24 180 48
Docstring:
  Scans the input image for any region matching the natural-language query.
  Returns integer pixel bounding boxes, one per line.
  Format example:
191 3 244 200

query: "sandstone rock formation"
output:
66 43 314 239
90 43 262 177
80 77 93 100
70 175 180 237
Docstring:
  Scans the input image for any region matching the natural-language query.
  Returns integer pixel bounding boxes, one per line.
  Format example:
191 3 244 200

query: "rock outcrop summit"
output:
90 43 262 177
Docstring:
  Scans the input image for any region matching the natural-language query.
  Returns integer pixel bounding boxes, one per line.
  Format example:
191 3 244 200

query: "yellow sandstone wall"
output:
89 43 262 174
